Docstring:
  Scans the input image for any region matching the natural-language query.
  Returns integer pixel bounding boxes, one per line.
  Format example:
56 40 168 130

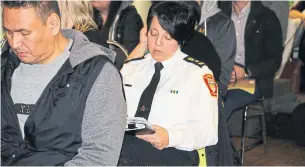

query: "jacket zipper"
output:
3 77 24 165
5 142 26 165
3 67 74 165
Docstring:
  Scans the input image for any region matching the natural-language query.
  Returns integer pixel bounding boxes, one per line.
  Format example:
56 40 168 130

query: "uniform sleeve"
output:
166 71 218 151
65 62 127 166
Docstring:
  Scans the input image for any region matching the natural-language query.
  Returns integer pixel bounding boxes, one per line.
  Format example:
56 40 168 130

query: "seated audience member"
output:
118 2 218 166
128 2 221 80
196 0 236 91
91 1 143 54
1 1 126 165
219 0 282 121
289 1 305 63
289 1 305 91
58 0 107 47
58 0 132 69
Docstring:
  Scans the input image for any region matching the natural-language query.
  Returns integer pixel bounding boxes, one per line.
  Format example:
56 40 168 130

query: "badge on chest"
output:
170 90 179 94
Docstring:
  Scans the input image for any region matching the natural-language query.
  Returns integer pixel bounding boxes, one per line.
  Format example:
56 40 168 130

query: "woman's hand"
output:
126 27 148 60
136 125 169 150
140 27 148 44
139 27 148 49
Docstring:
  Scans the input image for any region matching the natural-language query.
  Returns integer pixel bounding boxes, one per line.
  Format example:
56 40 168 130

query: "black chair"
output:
240 97 267 165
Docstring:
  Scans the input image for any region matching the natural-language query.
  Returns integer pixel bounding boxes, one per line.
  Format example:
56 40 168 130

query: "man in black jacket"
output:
219 0 282 120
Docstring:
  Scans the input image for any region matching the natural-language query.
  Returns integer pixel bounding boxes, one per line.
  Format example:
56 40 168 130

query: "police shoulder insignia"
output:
203 74 218 97
124 56 145 64
183 56 205 68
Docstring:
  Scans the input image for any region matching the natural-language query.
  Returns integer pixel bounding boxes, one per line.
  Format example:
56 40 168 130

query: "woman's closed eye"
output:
165 34 172 40
150 29 158 36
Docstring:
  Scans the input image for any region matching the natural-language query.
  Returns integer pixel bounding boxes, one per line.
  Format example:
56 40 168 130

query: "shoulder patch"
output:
183 56 205 68
203 74 218 97
124 56 145 64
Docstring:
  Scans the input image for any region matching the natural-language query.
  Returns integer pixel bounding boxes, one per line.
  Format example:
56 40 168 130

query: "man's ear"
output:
46 13 61 35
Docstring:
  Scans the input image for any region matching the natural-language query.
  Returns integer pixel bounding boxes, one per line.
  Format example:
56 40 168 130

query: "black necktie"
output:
134 62 164 120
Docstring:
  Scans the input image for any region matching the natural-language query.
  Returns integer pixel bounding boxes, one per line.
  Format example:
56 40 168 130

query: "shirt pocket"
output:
159 89 188 124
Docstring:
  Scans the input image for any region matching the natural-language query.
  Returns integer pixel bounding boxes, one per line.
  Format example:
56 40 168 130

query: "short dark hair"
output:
2 1 60 23
147 1 196 45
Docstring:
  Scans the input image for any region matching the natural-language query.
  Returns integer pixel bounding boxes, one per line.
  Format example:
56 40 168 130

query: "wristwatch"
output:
244 68 252 78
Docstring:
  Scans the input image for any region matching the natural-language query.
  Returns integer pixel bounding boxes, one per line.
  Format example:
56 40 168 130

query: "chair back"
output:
107 41 128 70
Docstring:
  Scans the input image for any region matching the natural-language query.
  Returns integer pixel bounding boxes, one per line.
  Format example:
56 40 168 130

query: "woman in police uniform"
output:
118 2 218 166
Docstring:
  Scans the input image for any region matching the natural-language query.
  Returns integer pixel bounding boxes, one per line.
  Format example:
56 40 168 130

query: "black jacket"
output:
182 31 221 81
97 4 143 54
219 1 283 98
113 5 143 54
1 50 110 165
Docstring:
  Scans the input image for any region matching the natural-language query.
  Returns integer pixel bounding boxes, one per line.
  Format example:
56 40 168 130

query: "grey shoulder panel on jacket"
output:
208 12 234 30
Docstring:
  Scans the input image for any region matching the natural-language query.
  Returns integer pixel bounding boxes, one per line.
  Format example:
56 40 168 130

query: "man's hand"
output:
136 125 169 150
230 65 246 83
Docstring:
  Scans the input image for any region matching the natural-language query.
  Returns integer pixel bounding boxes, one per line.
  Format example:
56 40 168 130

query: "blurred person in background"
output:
289 1 305 92
290 1 305 63
58 0 107 47
91 0 143 54
196 0 236 93
219 0 282 121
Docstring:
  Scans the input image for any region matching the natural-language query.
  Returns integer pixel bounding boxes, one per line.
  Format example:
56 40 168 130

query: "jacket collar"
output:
221 1 264 18
1 49 20 70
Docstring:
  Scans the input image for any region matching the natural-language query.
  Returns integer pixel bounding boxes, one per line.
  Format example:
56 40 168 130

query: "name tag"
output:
14 103 36 115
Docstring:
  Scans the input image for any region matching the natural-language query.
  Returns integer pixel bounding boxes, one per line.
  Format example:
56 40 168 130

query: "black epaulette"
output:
183 56 205 68
124 56 145 64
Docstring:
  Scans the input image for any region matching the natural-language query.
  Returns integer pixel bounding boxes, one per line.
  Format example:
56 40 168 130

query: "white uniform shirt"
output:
121 48 218 151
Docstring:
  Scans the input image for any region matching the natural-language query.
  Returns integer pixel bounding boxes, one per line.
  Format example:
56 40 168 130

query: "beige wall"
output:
133 0 152 26
1 6 4 40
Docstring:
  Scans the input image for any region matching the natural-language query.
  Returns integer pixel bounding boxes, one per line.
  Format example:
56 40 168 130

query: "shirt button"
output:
236 33 239 36
237 20 240 23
